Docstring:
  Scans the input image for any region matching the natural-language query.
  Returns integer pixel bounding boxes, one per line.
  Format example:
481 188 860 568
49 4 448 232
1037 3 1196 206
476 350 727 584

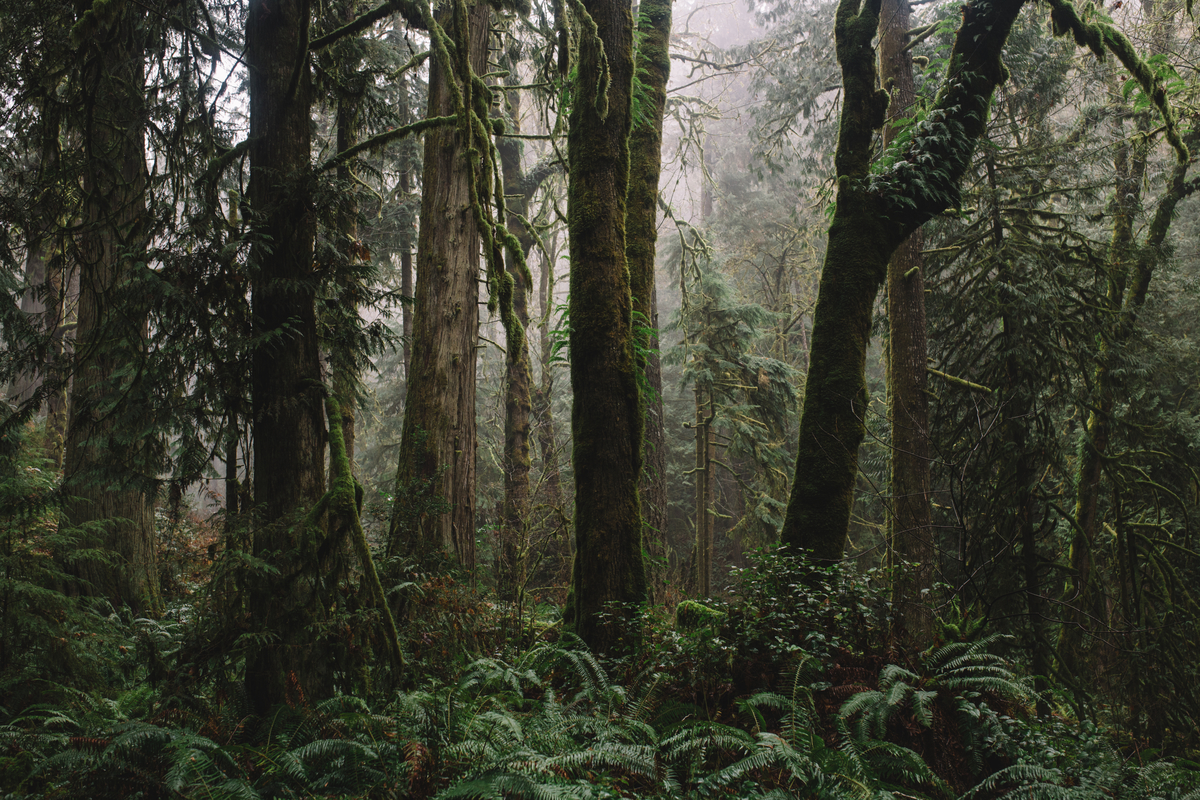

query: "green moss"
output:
675 600 724 632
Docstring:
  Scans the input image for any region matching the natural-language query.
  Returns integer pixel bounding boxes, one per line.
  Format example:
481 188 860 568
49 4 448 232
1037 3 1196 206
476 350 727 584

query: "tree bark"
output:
387 1 490 568
626 0 672 606
780 0 1025 563
693 387 715 597
244 0 330 710
534 242 569 588
496 89 536 604
332 11 366 470
566 0 646 652
879 0 934 645
63 1 158 614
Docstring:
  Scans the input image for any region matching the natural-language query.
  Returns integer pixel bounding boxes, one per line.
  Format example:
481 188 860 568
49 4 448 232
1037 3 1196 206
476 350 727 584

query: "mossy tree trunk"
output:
244 0 330 710
879 0 934 645
496 88 539 604
567 0 646 652
626 0 672 605
387 1 490 568
63 1 159 615
780 0 1026 563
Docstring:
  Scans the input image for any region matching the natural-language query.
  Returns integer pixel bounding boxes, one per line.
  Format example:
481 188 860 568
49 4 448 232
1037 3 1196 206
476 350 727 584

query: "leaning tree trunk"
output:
780 0 1026 563
879 0 934 645
566 0 647 653
244 0 331 711
626 0 672 606
387 1 490 569
63 3 159 615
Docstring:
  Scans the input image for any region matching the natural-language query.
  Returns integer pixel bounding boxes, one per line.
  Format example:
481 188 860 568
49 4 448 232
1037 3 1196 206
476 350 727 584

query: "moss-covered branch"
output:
1046 0 1187 163
310 0 428 50
318 115 455 172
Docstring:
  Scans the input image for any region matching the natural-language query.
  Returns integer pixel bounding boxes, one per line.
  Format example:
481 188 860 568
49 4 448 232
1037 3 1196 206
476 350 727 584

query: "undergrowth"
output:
0 445 1191 800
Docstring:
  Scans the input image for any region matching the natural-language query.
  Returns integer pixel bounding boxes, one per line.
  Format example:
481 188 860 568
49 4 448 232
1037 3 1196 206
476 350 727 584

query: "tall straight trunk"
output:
626 0 672 605
398 74 415 376
12 101 65 413
15 100 71 468
245 0 330 710
400 168 414 375
534 244 568 586
388 2 489 567
566 0 646 652
879 0 934 645
333 23 365 470
497 92 535 603
63 2 158 614
693 387 715 597
780 0 1025 563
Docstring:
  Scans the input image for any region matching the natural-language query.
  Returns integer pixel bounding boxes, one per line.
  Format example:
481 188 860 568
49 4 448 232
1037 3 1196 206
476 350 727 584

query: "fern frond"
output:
959 763 1066 799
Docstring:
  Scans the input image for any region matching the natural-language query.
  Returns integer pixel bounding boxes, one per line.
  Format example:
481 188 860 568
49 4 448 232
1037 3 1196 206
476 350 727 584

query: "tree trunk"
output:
693 387 715 597
497 90 535 604
879 0 934 645
12 100 65 416
626 0 672 606
244 0 330 710
566 0 646 652
534 243 569 588
333 19 366 470
780 0 1025 563
387 2 490 568
400 167 414 376
63 2 158 615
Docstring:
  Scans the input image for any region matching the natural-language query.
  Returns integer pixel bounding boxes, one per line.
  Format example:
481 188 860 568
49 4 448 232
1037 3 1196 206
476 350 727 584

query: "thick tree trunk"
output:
566 0 646 652
387 2 490 568
63 3 158 614
879 0 934 645
244 0 330 710
626 0 672 606
780 0 1025 563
